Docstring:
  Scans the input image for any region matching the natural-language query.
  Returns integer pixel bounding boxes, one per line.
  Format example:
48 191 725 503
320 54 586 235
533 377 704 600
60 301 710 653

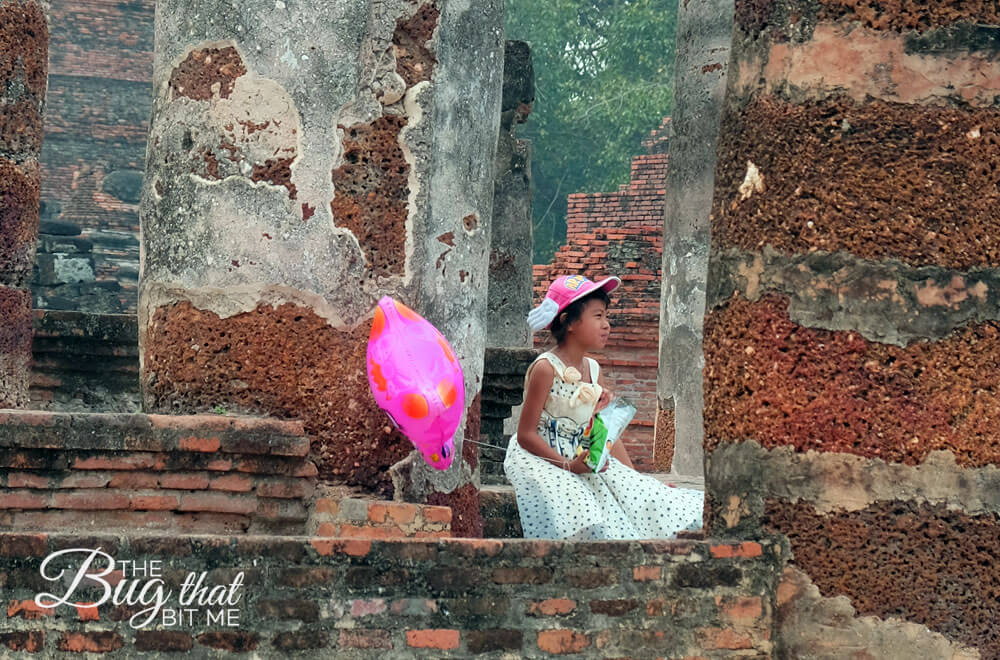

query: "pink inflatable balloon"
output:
366 295 465 470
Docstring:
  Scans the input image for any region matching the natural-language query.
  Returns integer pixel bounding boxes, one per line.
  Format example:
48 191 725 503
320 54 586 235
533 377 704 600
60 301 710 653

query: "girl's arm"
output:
610 432 634 469
595 369 611 412
516 360 574 470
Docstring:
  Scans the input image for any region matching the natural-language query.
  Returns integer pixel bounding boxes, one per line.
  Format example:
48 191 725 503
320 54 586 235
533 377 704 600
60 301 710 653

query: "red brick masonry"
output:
0 532 783 657
0 410 317 535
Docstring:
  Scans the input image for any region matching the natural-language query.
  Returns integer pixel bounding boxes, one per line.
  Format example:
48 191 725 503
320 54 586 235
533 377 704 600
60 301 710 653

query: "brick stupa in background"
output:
533 117 671 472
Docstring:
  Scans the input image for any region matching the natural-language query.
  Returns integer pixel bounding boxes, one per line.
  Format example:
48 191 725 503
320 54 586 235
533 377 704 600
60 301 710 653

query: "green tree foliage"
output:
505 0 678 264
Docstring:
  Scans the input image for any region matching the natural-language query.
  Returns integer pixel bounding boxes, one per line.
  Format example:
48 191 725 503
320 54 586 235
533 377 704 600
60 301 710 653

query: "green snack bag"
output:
583 414 609 472
580 398 637 472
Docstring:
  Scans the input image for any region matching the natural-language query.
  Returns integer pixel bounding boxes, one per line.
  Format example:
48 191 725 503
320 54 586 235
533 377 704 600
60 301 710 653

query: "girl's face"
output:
569 299 611 350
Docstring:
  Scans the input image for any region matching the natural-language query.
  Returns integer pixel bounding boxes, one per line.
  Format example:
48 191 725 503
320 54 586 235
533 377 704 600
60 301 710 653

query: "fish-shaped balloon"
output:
366 296 465 470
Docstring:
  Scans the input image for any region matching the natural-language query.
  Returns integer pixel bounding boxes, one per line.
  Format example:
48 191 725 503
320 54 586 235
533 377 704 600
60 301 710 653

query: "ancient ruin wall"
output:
487 40 534 350
704 1 1000 656
0 0 48 408
37 0 153 313
138 0 504 519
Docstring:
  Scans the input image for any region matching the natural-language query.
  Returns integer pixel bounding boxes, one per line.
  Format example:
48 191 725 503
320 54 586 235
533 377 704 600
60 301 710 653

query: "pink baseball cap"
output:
526 274 621 332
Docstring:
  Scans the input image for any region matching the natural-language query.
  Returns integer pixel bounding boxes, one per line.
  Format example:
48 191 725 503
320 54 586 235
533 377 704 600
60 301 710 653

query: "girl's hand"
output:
567 451 591 474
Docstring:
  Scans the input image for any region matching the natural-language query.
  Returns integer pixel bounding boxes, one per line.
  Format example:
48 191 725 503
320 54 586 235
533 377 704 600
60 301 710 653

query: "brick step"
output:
0 410 317 535
480 485 522 539
307 496 452 539
30 336 140 357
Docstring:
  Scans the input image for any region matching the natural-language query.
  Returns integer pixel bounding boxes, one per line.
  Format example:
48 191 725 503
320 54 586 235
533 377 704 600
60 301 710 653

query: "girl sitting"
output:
504 274 704 540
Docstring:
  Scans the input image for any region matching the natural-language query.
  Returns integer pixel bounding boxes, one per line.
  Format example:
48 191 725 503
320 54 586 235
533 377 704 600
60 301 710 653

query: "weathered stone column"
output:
705 1 1000 656
487 40 533 350
656 0 733 477
139 0 504 532
0 0 48 408
480 40 536 484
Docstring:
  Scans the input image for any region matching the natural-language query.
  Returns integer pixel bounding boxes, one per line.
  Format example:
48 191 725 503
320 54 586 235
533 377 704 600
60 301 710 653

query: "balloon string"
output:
464 438 510 452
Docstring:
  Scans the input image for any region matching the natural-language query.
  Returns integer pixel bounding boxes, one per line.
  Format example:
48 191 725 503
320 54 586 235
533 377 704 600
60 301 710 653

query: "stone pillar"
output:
139 0 504 531
487 40 534 350
705 1 1000 656
0 0 48 408
480 41 536 484
656 0 733 477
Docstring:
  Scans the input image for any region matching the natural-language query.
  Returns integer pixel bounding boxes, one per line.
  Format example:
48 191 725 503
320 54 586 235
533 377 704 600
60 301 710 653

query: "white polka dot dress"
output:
504 352 704 540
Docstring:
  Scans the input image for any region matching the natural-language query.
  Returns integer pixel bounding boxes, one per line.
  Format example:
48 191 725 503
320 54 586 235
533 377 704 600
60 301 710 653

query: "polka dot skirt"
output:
503 352 704 540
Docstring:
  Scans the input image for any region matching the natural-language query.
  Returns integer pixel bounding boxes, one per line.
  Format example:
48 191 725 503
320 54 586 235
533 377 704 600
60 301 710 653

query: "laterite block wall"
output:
705 1 1000 657
1 0 48 407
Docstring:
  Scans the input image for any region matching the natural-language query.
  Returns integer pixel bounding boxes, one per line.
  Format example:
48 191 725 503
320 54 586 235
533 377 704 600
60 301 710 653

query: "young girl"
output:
504 274 704 540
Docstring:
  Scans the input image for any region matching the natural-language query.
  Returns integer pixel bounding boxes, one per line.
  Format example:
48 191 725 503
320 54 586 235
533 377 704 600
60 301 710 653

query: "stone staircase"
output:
28 310 139 412
479 347 537 484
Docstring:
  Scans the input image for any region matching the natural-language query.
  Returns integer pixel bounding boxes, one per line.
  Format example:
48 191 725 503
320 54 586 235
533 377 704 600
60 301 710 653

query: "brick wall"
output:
0 532 784 657
0 410 317 534
534 118 670 471
308 497 452 540
40 0 154 313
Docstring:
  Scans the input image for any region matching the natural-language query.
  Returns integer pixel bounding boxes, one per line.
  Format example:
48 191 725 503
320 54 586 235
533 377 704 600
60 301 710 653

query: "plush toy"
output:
366 296 465 470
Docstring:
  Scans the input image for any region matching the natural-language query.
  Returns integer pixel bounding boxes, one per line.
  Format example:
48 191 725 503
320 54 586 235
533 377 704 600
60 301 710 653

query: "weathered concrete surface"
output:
741 23 1000 108
0 0 48 408
710 246 1000 347
709 441 1000 521
776 566 981 660
139 0 504 508
486 40 533 349
656 0 733 477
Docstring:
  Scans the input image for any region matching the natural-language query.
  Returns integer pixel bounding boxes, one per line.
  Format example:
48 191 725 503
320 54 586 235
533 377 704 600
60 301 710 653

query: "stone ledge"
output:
0 411 316 535
0 410 309 455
